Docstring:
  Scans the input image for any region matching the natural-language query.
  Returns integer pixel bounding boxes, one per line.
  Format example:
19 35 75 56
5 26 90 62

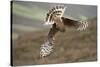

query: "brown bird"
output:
40 5 88 58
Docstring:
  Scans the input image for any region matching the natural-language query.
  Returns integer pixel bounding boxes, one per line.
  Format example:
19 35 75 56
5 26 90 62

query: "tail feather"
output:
45 5 66 25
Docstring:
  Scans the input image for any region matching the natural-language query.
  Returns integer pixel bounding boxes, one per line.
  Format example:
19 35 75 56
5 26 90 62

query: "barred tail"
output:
45 5 66 25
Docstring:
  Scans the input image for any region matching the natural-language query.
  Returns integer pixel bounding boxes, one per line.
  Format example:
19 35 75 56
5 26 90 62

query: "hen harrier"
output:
40 5 88 58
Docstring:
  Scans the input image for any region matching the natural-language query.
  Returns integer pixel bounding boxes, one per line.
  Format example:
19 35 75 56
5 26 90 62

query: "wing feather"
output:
40 23 59 57
61 17 88 31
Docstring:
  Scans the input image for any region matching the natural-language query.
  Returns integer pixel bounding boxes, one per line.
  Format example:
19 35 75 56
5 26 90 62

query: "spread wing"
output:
40 23 59 57
44 5 66 25
61 17 88 31
40 5 88 58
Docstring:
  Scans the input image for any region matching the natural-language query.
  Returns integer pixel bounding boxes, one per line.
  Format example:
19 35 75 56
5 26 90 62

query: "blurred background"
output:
12 1 97 66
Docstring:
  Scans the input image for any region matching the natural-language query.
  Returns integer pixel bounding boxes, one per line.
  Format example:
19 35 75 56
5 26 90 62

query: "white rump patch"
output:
44 21 54 25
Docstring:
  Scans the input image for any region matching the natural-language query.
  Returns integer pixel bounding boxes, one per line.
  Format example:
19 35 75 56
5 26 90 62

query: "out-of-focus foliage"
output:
13 3 47 21
12 1 97 66
12 18 97 66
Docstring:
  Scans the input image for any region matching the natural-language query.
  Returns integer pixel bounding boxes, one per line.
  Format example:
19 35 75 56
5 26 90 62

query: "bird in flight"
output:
40 5 88 58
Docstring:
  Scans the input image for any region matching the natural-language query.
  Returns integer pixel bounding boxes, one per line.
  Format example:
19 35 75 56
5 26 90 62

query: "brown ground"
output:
12 18 97 66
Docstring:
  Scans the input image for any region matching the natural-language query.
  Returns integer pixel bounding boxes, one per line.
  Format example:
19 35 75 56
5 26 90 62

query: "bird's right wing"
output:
61 17 88 31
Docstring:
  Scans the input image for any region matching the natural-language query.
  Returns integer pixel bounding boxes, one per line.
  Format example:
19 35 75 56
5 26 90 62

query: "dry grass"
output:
12 18 97 66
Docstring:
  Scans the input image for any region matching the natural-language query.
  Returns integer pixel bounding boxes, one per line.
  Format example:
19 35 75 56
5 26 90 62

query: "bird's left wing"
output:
40 23 59 57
